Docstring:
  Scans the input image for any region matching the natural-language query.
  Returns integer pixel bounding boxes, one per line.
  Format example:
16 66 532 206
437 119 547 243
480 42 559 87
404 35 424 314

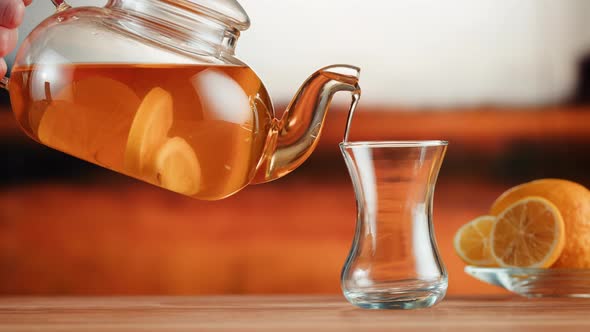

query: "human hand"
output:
1 0 33 78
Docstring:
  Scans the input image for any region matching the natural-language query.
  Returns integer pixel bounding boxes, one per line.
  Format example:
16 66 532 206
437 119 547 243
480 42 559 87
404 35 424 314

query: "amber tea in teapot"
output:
3 0 361 200
10 63 272 200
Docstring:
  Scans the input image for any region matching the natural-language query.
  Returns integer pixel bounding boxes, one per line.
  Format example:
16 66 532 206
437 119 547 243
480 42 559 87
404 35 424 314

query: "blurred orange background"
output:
2 0 590 297
1 99 590 296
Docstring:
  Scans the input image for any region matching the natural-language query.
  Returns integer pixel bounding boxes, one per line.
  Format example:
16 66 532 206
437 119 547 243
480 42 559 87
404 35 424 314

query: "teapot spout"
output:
253 65 360 183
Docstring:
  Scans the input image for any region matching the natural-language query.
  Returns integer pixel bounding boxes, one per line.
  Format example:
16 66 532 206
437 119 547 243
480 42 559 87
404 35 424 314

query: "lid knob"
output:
182 0 250 31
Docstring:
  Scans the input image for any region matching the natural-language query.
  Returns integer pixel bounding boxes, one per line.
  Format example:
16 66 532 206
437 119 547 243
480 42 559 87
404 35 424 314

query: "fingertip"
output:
12 0 26 28
23 0 33 7
0 28 18 57
0 59 7 79
0 0 25 29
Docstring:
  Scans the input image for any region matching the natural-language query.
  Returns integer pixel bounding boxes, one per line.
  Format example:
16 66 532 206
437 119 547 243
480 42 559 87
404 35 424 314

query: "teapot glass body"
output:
5 0 361 200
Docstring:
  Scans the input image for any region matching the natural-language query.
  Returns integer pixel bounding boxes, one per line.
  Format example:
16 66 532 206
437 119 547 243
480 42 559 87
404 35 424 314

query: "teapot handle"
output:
0 0 71 90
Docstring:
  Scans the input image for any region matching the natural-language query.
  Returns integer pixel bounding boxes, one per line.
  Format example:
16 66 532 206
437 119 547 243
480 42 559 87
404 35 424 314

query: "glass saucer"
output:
465 266 590 298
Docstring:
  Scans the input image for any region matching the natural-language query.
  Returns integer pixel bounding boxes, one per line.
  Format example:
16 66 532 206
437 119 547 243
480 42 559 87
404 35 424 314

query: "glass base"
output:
343 280 447 310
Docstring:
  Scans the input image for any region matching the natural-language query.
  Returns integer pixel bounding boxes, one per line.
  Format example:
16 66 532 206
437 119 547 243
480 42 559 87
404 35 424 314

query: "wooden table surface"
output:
1 296 589 331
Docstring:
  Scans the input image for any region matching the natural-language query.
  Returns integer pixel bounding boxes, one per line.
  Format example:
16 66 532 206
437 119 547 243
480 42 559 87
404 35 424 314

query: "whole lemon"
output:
490 179 590 268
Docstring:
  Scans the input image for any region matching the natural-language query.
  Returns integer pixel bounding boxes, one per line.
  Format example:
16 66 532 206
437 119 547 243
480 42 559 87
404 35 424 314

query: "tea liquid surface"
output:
9 63 273 200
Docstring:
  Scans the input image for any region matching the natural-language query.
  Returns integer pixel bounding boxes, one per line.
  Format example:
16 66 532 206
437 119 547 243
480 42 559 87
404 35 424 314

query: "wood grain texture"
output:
1 296 590 331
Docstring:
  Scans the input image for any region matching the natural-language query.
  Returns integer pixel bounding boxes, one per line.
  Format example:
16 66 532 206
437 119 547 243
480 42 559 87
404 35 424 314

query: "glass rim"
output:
339 140 448 149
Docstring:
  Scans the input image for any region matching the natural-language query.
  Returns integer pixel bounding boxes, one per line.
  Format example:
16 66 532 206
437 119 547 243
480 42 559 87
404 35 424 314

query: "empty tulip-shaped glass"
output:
340 141 448 309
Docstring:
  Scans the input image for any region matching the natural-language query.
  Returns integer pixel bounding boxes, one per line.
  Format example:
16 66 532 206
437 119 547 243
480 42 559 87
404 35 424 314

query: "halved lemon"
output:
490 179 590 268
490 196 565 268
453 215 497 266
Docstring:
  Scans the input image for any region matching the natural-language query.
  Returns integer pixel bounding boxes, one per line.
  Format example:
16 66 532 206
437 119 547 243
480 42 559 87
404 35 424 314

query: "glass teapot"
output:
2 0 361 200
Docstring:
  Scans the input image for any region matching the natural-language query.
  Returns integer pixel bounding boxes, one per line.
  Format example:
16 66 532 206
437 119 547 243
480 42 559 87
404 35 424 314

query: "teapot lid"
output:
184 0 250 31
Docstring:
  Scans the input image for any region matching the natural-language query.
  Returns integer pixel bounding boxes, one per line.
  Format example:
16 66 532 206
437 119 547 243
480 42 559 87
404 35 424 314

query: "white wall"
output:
12 0 590 107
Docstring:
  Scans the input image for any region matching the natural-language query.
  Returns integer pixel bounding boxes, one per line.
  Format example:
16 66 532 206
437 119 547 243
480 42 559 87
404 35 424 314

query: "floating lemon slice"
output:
124 87 173 179
39 77 141 166
38 100 91 157
491 196 565 268
154 137 201 196
453 215 497 267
